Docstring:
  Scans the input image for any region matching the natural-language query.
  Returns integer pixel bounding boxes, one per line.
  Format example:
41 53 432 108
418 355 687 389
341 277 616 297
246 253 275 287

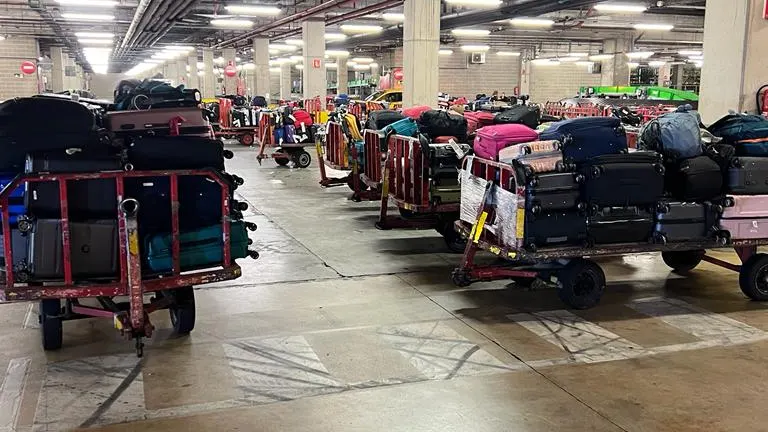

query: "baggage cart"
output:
375 135 467 252
0 169 256 356
255 113 315 169
213 97 261 146
452 156 768 309
348 129 384 202
317 121 354 187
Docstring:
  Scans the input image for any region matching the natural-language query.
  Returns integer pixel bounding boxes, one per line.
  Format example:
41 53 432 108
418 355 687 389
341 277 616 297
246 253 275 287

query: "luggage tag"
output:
448 139 466 159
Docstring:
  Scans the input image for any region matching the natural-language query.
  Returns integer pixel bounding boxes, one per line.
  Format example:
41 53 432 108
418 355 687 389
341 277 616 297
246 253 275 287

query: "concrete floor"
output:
2 143 768 431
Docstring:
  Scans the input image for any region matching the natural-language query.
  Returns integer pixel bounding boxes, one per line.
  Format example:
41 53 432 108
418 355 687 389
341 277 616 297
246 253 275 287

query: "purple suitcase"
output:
473 124 539 160
720 195 768 240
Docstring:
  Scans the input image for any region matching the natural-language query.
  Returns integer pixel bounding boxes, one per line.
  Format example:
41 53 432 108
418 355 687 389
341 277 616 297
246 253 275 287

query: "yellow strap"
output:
473 211 488 243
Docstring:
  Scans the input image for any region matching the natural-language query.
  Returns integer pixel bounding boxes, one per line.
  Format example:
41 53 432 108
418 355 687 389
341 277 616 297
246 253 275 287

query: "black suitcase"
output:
25 151 124 220
581 152 665 209
524 210 587 250
655 202 720 243
494 105 541 129
526 172 582 213
417 110 468 143
366 110 406 130
126 136 226 171
666 155 723 201
588 206 654 245
28 219 118 280
727 157 768 195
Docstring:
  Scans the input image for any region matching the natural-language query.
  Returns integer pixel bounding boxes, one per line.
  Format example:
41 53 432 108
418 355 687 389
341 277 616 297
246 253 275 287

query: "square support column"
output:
50 47 65 93
201 48 215 98
222 48 237 95
280 63 292 100
187 55 199 90
176 59 188 86
699 0 768 122
253 38 270 98
403 0 440 108
600 38 631 86
302 19 326 99
336 57 348 94
657 64 672 87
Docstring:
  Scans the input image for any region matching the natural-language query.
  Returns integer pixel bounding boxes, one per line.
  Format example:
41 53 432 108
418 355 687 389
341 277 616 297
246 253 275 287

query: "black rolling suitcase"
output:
666 155 723 201
428 143 469 204
727 157 768 194
25 151 124 220
587 207 654 245
655 202 721 243
366 110 406 130
580 152 665 209
126 136 227 171
524 211 587 250
526 172 582 213
28 219 118 280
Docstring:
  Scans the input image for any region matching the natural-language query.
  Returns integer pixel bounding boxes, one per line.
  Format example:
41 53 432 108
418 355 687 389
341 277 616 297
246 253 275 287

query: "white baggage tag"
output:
448 139 465 158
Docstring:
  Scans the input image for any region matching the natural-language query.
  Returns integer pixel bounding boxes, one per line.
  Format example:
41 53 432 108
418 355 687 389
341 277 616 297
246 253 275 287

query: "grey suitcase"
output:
0 229 29 276
727 157 768 195
655 202 722 243
28 219 118 280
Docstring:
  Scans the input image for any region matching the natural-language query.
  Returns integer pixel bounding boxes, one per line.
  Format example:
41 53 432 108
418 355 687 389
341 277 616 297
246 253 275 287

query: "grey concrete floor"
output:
2 143 768 431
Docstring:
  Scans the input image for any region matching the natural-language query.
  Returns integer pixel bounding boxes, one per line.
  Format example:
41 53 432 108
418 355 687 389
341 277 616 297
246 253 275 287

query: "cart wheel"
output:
556 259 606 309
40 299 63 351
442 225 466 253
273 147 290 166
451 269 472 287
169 287 196 335
511 277 536 288
398 208 415 219
223 149 234 159
17 217 32 233
291 150 311 168
662 250 704 274
723 196 736 208
239 134 255 146
739 254 768 301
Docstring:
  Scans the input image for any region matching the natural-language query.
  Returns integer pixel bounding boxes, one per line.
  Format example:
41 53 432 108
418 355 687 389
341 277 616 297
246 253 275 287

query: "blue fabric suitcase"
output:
0 173 25 225
708 114 768 154
539 117 627 163
383 117 419 138
145 221 250 272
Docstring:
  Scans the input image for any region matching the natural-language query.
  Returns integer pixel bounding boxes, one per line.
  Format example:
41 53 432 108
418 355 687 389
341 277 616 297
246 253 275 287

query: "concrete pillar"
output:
657 63 672 87
673 65 685 90
403 0 440 108
519 50 532 96
600 38 631 86
370 63 380 82
280 63 292 100
176 59 187 86
50 47 65 93
700 0 768 122
336 57 348 94
186 55 199 90
222 48 237 95
302 19 326 99
202 48 215 98
251 38 271 99
166 62 178 84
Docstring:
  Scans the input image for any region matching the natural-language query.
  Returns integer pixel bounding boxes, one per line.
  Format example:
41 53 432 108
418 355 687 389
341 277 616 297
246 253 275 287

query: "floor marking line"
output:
78 360 144 428
0 357 31 432
21 304 38 330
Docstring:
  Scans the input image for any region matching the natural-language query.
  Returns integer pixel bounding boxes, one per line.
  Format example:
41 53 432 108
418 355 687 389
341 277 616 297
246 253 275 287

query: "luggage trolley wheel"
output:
661 249 705 274
40 299 63 351
273 147 289 166
168 286 196 335
292 150 312 169
554 259 606 309
239 133 255 146
738 253 768 301
440 220 466 254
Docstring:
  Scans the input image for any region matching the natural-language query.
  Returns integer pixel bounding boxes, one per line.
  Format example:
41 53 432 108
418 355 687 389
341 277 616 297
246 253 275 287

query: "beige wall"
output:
438 52 521 99
89 73 124 100
529 63 602 103
0 38 40 99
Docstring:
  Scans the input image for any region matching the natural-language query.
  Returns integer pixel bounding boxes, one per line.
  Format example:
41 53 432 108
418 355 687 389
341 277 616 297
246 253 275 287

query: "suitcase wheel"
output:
710 203 725 214
244 222 258 231
223 149 234 159
248 250 260 260
247 238 253 245
653 163 665 174
731 158 743 168
656 202 671 214
723 196 736 208
589 166 602 179
651 232 667 245
124 163 135 171
576 202 587 212
17 217 32 233
526 243 538 253
589 204 600 216
523 166 534 178
529 176 539 187
531 204 542 215
235 201 249 211
574 174 585 184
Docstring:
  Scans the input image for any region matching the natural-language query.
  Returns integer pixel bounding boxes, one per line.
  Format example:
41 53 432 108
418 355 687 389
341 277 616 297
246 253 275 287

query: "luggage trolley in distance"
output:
317 121 354 187
452 156 768 309
0 169 257 356
214 97 261 146
255 112 315 169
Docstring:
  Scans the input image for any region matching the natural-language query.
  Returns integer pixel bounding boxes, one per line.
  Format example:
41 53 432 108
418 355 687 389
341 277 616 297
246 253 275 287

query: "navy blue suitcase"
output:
0 173 25 225
539 117 627 163
580 152 665 209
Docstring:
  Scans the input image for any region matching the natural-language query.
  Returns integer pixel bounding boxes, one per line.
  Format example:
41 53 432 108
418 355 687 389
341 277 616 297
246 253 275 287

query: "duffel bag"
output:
539 116 627 163
638 104 702 161
418 110 468 143
708 113 768 156
494 105 540 129
366 110 405 130
292 109 314 127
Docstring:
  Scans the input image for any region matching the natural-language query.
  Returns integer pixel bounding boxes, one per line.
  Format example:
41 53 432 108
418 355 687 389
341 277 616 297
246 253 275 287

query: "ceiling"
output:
0 0 706 73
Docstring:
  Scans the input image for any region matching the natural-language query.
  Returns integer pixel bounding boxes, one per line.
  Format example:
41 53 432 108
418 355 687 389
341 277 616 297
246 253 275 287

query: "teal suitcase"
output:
145 221 249 272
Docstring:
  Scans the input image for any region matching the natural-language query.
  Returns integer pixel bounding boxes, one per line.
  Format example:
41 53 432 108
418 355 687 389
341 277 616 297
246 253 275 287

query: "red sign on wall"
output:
764 0 768 19
392 68 404 81
20 61 36 75
224 64 237 77
312 58 321 69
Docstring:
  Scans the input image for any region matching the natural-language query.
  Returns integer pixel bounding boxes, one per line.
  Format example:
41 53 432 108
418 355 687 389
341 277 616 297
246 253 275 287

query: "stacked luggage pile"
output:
0 81 257 284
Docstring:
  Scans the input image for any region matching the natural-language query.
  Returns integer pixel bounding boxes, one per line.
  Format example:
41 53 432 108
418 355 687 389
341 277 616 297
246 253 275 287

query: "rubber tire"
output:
662 250 705 274
398 208 415 219
40 299 63 351
739 253 768 301
274 147 289 166
442 226 467 254
239 134 254 146
294 150 312 168
556 259 606 310
169 286 196 335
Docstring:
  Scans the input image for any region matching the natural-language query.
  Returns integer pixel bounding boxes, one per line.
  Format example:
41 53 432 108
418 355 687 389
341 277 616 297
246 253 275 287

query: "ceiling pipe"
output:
212 0 360 49
120 0 152 50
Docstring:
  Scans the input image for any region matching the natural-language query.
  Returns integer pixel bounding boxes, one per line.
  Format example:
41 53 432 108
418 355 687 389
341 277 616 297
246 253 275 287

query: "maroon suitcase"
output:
720 195 768 240
106 107 212 138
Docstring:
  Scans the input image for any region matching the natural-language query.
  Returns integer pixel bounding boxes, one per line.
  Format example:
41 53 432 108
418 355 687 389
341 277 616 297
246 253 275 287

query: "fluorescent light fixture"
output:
460 44 490 51
531 58 557 65
439 49 453 55
679 50 701 56
648 60 666 67
627 62 640 67
289 55 303 62
61 13 114 21
235 56 242 62
225 5 281 16
353 64 371 71
211 18 254 28
559 57 580 62
346 61 357 67
57 0 117 6
164 46 193 52
78 38 113 45
269 49 280 54
284 39 303 46
295 64 304 70
510 17 554 26
340 24 383 33
145 59 164 64
197 62 205 69
633 23 673 31
270 67 281 73
497 51 521 56
214 56 226 64
566 52 588 57
243 63 255 70
444 0 502 7
593 3 647 13
197 71 205 76
269 44 297 52
626 51 654 59
370 62 378 68
352 57 374 63
688 55 703 61
325 49 350 57
451 28 491 36
326 63 338 69
589 54 614 61
382 13 404 21
325 33 347 41
75 32 114 38
575 61 593 66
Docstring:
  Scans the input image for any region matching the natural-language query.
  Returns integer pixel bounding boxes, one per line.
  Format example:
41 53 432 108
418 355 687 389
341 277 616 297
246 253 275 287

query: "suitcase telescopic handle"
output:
120 199 140 217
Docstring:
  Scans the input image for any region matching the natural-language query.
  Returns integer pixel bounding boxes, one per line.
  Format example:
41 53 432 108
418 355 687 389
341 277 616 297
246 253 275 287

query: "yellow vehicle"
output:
366 89 402 109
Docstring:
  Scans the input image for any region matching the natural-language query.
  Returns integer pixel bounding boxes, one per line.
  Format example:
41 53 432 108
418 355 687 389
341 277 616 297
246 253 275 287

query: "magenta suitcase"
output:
720 195 768 240
473 124 538 160
498 140 561 161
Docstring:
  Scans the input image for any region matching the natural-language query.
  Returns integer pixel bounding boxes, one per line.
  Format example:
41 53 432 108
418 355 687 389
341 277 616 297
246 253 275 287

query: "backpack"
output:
638 104 702 161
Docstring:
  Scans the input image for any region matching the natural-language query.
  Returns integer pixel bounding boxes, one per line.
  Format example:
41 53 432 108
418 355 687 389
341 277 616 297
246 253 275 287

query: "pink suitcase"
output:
720 195 768 240
473 124 539 160
514 151 564 174
498 140 561 161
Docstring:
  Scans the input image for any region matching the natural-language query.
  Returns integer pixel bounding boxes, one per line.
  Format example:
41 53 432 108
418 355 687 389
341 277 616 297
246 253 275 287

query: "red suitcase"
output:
106 107 212 138
720 195 768 240
473 123 539 160
464 111 495 136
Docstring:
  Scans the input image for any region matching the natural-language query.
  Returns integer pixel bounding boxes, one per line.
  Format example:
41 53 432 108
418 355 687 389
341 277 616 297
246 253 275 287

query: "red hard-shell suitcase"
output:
720 195 768 240
464 111 496 136
473 123 539 160
106 107 211 138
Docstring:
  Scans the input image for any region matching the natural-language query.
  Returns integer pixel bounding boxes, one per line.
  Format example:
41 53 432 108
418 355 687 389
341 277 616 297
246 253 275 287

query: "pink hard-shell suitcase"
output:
464 111 496 136
498 139 561 162
473 123 539 160
719 195 768 240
